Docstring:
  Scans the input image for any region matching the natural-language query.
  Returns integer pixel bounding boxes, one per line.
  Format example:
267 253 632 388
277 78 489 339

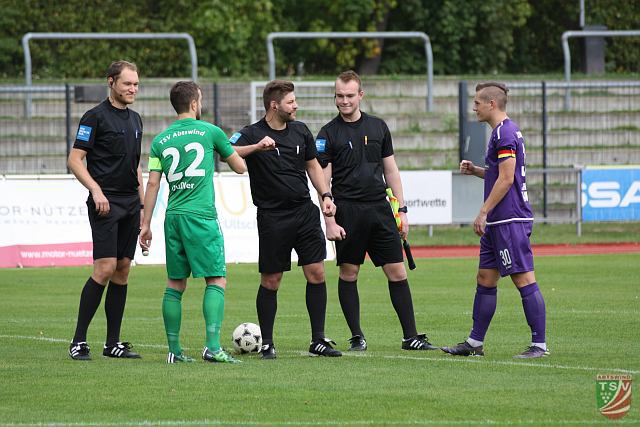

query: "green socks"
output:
203 284 225 351
162 287 184 355
163 285 226 354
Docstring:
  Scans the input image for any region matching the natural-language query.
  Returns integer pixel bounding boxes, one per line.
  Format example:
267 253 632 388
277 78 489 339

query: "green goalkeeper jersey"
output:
148 118 235 219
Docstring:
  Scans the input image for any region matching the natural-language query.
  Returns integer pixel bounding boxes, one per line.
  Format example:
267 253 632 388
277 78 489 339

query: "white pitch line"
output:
1 334 637 374
1 418 639 426
0 335 167 350
386 354 639 374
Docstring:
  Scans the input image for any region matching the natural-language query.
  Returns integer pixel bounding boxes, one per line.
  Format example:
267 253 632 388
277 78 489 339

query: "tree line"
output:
0 0 637 79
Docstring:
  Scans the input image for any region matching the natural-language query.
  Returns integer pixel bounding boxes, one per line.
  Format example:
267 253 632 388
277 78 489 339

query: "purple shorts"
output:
479 221 534 277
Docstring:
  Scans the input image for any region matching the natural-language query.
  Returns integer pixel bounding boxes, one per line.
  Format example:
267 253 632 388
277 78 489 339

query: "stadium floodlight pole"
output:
22 32 198 118
561 30 640 110
266 31 434 112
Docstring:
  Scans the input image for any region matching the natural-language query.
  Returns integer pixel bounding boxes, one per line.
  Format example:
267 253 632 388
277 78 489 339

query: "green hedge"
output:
1 0 637 79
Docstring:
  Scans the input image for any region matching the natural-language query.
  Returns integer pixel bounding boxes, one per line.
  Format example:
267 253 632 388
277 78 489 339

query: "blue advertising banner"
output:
582 166 640 221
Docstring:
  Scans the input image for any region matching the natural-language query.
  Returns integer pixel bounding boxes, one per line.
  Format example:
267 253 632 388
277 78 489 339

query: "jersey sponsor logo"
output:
516 131 523 139
171 181 195 191
76 125 92 142
521 182 529 202
498 149 516 159
229 132 241 144
315 138 326 153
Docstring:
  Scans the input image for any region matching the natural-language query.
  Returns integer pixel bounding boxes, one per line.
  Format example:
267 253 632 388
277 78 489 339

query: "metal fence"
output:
2 79 638 227
0 85 71 174
0 83 251 175
21 33 198 119
459 80 640 220
266 31 434 111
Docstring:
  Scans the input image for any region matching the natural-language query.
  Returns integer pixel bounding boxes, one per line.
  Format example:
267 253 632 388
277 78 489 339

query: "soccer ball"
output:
232 322 262 354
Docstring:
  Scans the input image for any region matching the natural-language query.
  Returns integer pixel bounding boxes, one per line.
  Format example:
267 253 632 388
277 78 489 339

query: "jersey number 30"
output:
162 142 205 182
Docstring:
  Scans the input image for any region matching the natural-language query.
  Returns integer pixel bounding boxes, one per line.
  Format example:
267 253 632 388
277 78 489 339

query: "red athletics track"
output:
411 242 640 258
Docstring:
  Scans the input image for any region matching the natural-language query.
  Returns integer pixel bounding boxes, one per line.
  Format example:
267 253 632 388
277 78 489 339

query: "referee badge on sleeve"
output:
76 125 93 142
229 132 242 144
315 138 326 153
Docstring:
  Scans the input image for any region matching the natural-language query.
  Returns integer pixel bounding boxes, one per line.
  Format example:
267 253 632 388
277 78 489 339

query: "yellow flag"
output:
386 188 402 231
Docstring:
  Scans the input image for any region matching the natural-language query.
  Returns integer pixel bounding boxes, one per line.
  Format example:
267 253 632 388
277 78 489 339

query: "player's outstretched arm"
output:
223 151 247 174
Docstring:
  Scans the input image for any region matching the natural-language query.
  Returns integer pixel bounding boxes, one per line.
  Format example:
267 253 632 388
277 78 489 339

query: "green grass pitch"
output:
0 254 638 426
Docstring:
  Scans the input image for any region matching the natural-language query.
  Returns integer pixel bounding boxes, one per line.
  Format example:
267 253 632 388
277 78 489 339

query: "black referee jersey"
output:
230 118 318 210
73 99 143 196
316 112 394 203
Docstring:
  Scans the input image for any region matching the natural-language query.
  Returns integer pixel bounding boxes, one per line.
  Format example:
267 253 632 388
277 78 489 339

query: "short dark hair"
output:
475 82 509 110
263 80 294 111
106 60 137 82
170 81 201 114
337 70 362 91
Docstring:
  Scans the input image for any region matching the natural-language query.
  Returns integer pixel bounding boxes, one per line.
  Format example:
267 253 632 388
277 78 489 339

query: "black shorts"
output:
257 200 326 273
87 194 141 261
334 200 403 267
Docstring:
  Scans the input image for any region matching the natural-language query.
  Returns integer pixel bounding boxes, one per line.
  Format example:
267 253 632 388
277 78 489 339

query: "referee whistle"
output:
364 135 368 145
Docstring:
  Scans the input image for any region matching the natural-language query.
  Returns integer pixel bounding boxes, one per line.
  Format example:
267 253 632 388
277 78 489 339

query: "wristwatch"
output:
398 206 408 213
321 192 333 201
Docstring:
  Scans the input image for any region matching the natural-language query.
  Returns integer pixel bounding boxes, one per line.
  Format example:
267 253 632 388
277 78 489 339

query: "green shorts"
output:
164 214 226 279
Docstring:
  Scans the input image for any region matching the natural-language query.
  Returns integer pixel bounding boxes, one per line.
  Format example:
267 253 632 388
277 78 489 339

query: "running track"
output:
411 242 640 258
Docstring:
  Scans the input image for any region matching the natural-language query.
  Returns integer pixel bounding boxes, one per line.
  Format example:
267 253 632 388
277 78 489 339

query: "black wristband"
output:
321 192 333 201
398 206 408 213
140 204 144 209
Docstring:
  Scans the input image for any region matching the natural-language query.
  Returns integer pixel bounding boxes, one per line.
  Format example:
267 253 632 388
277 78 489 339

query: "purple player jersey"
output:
483 118 533 224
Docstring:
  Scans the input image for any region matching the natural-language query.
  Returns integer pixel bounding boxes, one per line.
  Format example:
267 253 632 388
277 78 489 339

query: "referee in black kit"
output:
230 80 342 359
316 70 438 352
67 60 144 360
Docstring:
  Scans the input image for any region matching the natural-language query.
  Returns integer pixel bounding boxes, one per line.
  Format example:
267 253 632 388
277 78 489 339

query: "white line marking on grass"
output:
385 354 639 374
0 335 167 350
560 309 639 315
2 334 637 374
2 418 639 426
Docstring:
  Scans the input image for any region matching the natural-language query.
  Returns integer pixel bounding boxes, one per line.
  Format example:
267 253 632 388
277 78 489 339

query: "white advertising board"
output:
400 171 452 224
0 174 336 268
0 171 452 268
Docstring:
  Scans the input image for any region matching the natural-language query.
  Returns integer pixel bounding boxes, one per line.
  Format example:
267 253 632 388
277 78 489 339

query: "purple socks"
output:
518 282 546 344
469 284 497 342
